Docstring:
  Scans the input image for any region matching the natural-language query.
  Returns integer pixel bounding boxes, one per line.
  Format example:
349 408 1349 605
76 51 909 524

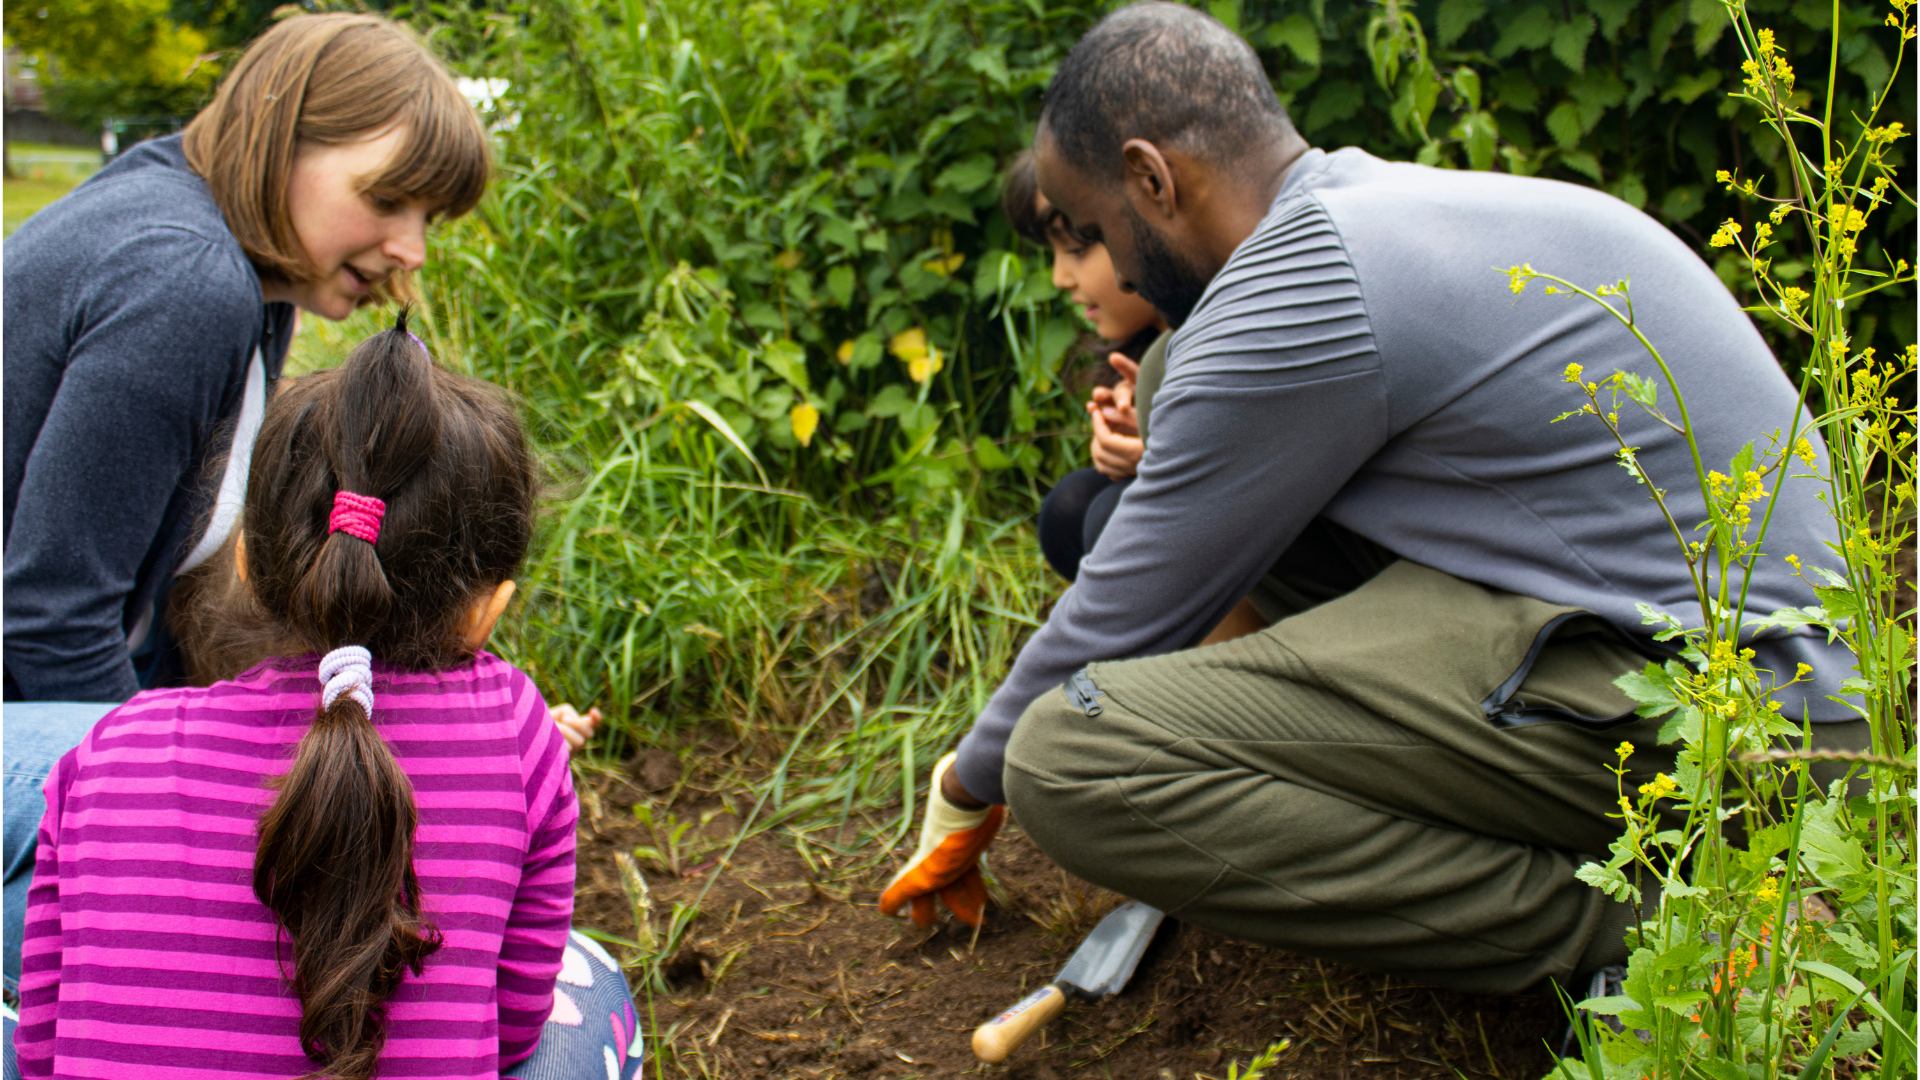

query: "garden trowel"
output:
971 900 1164 1063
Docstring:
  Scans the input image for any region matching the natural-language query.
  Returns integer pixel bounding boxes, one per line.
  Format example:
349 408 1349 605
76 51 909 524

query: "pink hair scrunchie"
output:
328 491 386 545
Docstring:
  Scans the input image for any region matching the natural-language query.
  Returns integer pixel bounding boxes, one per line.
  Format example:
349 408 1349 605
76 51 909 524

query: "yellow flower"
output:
1616 741 1636 761
1793 437 1816 466
889 328 929 362
836 339 856 365
923 252 966 277
1505 263 1535 294
1716 169 1733 184
1796 662 1813 680
908 347 945 384
1564 362 1585 384
790 402 819 447
1754 876 1780 904
1638 773 1680 800
1709 220 1742 247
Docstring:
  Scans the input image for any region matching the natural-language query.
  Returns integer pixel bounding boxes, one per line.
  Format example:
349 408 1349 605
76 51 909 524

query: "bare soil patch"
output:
572 749 1560 1080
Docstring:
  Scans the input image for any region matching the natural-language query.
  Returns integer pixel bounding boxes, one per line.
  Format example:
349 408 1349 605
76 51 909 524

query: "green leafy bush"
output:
424 0 1096 515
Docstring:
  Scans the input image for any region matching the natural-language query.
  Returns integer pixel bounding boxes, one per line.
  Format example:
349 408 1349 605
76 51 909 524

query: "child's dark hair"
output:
1001 147 1070 247
240 310 535 1078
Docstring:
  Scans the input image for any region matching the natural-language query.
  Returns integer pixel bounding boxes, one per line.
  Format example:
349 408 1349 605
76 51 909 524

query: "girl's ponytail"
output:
254 644 438 1078
244 310 494 1079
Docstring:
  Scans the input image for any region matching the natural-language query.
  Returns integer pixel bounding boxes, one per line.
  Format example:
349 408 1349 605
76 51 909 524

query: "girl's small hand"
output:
1089 405 1144 480
1108 353 1140 390
550 703 601 750
1089 388 1139 438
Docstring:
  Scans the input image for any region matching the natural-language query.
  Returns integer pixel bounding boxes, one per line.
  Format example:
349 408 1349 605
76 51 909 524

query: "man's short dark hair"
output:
1041 1 1291 183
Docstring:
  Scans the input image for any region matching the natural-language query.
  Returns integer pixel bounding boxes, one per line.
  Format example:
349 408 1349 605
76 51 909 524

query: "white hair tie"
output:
318 645 375 717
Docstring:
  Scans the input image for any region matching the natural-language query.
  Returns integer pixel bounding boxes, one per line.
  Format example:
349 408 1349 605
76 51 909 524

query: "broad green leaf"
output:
973 435 1012 470
1437 0 1488 47
760 339 811 393
1546 101 1585 149
1588 0 1637 40
1615 664 1680 717
866 383 913 418
1491 4 1556 59
1452 67 1482 112
1552 14 1596 72
1304 79 1366 133
826 264 855 307
1265 13 1322 66
934 153 997 194
965 45 1009 87
1560 149 1604 181
1663 70 1722 103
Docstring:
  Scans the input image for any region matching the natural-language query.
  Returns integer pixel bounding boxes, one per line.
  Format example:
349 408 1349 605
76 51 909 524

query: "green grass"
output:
4 142 100 235
4 176 77 236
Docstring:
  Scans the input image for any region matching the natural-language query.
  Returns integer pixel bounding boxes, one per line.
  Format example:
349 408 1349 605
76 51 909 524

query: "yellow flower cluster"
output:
1709 220 1743 247
1742 29 1795 92
1615 741 1636 761
1505 263 1537 294
1639 773 1680 801
1754 876 1781 904
889 327 945 383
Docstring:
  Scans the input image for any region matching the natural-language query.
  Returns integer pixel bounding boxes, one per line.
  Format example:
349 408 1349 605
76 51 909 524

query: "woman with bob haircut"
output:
1 12 502 995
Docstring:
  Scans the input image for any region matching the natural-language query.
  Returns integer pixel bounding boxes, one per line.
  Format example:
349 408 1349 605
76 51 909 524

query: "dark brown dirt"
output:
572 756 1561 1080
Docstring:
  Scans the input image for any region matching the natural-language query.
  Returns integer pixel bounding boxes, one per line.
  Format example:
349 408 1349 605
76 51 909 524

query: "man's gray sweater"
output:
4 136 294 702
954 147 1853 806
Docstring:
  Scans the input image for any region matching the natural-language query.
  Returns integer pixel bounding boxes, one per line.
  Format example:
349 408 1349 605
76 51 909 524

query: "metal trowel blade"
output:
1055 900 1164 1000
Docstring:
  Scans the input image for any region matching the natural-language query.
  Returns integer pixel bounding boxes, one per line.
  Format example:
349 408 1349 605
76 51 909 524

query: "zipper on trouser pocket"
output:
1064 668 1106 717
1480 612 1666 730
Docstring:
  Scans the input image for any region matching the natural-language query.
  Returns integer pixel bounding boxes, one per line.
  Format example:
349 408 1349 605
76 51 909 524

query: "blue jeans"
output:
3 702 114 994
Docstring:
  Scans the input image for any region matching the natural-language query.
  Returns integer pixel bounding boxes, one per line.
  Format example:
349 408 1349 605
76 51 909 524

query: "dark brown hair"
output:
1000 147 1070 247
239 311 535 1078
182 13 490 300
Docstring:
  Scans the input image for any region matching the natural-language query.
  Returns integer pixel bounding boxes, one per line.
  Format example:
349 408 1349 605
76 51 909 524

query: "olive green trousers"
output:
1004 544 1864 994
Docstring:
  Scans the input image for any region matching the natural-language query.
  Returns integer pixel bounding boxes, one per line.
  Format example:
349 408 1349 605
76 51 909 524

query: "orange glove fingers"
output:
939 869 990 928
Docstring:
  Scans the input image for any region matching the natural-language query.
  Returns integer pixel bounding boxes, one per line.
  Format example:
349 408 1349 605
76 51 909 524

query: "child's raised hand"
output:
550 703 601 750
1089 402 1144 480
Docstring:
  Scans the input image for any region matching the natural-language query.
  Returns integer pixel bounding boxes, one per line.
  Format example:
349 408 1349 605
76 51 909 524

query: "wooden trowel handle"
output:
972 983 1068 1063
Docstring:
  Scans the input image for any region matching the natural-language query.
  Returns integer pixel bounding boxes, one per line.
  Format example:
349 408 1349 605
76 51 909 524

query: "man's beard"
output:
1124 203 1213 329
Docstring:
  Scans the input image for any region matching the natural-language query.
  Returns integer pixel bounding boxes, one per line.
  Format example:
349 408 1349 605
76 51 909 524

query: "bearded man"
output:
880 1 1858 997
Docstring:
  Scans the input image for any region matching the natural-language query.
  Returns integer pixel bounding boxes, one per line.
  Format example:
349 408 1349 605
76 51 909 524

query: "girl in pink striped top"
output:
12 315 641 1079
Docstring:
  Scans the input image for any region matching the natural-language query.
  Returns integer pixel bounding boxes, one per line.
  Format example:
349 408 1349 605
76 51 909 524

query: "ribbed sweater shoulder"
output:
14 651 577 1079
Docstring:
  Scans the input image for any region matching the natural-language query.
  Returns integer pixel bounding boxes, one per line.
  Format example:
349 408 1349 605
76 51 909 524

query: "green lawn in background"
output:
5 142 99 236
4 176 76 235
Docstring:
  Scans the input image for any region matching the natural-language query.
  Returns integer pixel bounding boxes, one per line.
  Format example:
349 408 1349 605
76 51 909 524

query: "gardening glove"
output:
879 752 1006 928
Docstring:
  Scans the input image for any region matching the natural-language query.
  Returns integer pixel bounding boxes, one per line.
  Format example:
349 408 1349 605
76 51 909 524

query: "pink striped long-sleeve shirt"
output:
15 651 577 1079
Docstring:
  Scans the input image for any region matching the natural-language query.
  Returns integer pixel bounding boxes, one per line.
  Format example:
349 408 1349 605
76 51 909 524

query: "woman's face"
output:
1041 194 1163 341
274 126 433 320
